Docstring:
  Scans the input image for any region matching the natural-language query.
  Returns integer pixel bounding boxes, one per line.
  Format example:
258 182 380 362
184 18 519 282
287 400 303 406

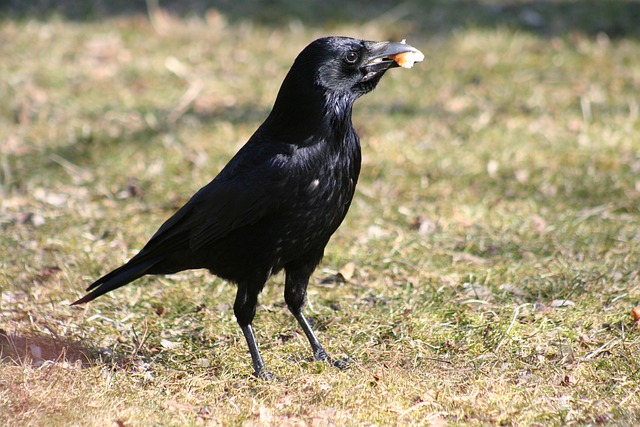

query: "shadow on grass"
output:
2 0 640 39
0 328 93 368
0 325 164 372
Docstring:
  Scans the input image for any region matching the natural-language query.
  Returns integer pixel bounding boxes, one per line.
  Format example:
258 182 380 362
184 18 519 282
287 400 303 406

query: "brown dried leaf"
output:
16 212 46 227
34 188 68 207
452 252 489 264
560 374 573 386
163 400 201 413
428 414 448 427
550 299 575 308
531 215 547 233
338 262 356 281
413 216 438 235
35 266 61 283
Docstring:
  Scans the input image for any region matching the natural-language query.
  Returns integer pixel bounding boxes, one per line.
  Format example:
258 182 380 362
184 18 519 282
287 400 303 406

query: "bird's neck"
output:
260 79 357 148
322 92 357 143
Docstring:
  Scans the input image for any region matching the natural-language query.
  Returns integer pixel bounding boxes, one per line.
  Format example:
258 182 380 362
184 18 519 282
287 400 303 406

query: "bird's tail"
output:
71 256 162 305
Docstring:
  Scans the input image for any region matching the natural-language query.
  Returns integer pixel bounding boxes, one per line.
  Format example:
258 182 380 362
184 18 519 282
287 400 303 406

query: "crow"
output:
73 36 423 378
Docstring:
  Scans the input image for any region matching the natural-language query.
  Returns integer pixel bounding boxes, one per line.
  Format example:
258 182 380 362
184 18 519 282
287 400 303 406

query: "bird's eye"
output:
345 51 359 64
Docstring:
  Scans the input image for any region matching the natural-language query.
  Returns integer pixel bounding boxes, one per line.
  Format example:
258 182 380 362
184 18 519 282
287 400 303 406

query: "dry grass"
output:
2 2 640 426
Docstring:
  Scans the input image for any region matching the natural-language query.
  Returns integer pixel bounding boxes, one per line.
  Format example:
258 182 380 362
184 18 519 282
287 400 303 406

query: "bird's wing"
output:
145 142 292 254
187 177 281 251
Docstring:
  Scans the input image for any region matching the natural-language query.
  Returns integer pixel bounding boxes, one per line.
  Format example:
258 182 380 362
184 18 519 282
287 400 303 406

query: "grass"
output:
2 2 640 426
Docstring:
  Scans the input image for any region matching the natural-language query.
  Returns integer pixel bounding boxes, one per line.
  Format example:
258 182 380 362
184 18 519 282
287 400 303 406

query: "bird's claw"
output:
314 349 351 370
330 356 351 370
253 369 278 381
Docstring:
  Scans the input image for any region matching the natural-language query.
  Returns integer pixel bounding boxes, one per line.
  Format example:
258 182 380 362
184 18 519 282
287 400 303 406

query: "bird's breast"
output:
274 143 360 254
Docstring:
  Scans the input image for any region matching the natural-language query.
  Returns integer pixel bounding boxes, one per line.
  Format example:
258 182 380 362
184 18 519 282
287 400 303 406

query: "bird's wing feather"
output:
187 182 278 251
140 142 292 254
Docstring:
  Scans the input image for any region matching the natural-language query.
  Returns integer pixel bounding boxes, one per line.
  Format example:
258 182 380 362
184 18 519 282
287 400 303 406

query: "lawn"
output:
1 1 640 426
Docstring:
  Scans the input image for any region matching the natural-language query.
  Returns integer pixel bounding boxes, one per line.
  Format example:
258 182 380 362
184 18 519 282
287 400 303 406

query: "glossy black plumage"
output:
73 36 423 378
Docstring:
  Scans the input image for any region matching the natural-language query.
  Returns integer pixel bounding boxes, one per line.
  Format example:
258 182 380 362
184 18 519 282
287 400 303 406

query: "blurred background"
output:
1 0 640 37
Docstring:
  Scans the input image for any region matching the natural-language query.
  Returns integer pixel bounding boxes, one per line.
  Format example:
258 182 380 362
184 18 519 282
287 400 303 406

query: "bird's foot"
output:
314 349 351 370
329 356 351 370
253 368 277 381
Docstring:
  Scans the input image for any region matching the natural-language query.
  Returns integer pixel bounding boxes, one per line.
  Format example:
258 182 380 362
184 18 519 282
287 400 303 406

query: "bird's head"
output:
299 36 424 98
262 36 423 142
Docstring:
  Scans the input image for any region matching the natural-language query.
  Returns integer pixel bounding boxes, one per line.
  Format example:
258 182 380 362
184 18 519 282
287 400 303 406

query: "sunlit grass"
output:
2 5 640 426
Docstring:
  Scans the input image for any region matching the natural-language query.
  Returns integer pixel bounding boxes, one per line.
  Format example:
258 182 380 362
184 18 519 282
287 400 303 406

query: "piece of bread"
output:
393 50 425 69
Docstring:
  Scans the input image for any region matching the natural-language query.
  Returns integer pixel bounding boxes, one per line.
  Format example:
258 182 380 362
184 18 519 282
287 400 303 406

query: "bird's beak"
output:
362 40 425 79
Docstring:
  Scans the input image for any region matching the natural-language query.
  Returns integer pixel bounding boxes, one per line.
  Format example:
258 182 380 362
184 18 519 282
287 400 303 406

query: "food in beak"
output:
391 39 425 69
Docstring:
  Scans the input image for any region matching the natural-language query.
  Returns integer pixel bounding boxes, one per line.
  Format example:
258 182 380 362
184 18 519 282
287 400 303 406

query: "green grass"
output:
2 3 640 426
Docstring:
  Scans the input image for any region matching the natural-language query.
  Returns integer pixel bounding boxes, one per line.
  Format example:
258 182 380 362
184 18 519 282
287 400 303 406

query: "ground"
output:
1 1 640 426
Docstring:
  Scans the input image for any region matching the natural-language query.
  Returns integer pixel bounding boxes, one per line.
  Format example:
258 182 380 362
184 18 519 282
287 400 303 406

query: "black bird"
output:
73 36 423 378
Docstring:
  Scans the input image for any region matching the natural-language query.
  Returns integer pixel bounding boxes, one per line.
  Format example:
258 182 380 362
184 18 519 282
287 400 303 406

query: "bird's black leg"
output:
234 282 275 380
284 260 349 370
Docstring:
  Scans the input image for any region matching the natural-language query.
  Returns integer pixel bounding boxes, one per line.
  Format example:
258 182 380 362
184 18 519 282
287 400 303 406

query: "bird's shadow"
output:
0 329 93 368
0 328 156 371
